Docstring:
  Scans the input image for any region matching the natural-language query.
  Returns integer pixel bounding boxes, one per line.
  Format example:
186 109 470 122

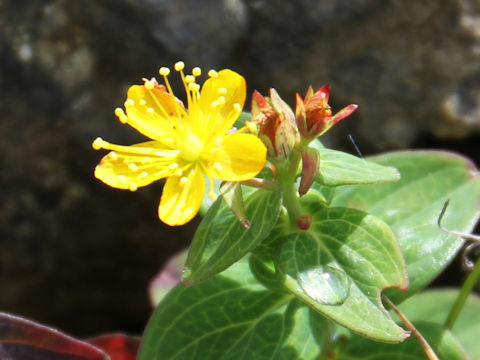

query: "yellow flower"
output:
93 62 267 226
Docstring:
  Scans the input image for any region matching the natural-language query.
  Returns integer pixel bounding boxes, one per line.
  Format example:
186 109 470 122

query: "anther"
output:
169 163 179 169
180 176 189 186
129 182 138 191
124 99 135 107
117 175 127 183
114 108 125 117
218 96 226 104
188 83 200 92
208 69 218 78
109 151 118 160
175 169 183 177
218 87 227 95
139 99 147 106
128 163 138 172
233 103 242 112
144 79 155 90
159 67 170 76
185 75 195 83
174 61 185 71
192 67 201 77
147 107 154 114
210 100 220 108
141 157 150 164
139 171 148 179
92 137 104 150
213 162 223 172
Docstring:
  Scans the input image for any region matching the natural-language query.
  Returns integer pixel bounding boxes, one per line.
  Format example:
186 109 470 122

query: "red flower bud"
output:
295 84 357 140
299 147 320 196
251 89 298 161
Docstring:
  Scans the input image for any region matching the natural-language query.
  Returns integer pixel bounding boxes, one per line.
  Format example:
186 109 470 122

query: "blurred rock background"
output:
1 0 480 336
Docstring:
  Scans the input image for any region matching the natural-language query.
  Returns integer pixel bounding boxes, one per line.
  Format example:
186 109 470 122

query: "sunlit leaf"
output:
330 151 480 302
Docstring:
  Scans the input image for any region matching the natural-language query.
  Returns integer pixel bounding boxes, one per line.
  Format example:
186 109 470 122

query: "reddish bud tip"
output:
296 214 312 230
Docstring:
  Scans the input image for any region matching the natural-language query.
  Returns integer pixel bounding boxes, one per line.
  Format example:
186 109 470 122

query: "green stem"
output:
445 256 480 329
277 148 303 227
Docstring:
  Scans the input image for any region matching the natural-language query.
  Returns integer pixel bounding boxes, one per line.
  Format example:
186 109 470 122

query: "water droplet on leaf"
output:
297 265 351 305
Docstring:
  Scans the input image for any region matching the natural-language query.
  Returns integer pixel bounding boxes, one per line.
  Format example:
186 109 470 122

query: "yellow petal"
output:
159 165 205 226
94 141 178 190
124 85 187 146
197 70 246 137
204 133 267 181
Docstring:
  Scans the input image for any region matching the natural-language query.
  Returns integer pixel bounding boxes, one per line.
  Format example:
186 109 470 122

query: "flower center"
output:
179 133 203 162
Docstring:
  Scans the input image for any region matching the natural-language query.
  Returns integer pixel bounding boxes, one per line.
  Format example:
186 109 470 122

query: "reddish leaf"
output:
87 334 140 360
148 249 187 306
0 312 109 360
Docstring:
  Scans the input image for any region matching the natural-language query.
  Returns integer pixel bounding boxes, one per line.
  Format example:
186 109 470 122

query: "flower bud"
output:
296 84 358 141
251 89 298 161
296 214 312 230
299 147 320 196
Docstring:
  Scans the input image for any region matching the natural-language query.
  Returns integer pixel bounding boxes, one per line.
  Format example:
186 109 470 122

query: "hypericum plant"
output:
92 62 480 360
2 62 479 360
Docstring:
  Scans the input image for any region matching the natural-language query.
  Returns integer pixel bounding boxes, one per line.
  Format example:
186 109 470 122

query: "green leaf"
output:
313 147 401 186
138 256 324 360
398 289 480 359
330 151 480 302
183 188 282 285
275 205 409 343
339 322 470 360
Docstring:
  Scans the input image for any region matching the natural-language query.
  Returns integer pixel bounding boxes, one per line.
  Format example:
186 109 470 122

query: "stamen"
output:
218 87 227 95
159 67 170 76
124 99 135 107
147 107 154 114
92 137 104 150
208 69 218 78
117 175 127 183
233 103 242 112
175 169 183 177
185 75 195 83
109 151 118 160
128 163 138 172
144 79 155 90
188 83 200 93
192 67 201 77
129 182 138 191
213 162 223 172
207 178 217 201
139 99 147 106
180 176 189 186
139 171 149 179
169 163 179 170
174 61 185 71
114 108 128 124
141 156 150 164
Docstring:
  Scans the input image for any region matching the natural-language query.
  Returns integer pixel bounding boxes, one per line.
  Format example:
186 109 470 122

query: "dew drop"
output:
297 265 351 306
182 267 192 281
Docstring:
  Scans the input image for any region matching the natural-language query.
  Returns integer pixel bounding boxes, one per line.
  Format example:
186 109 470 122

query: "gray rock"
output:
1 0 480 336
